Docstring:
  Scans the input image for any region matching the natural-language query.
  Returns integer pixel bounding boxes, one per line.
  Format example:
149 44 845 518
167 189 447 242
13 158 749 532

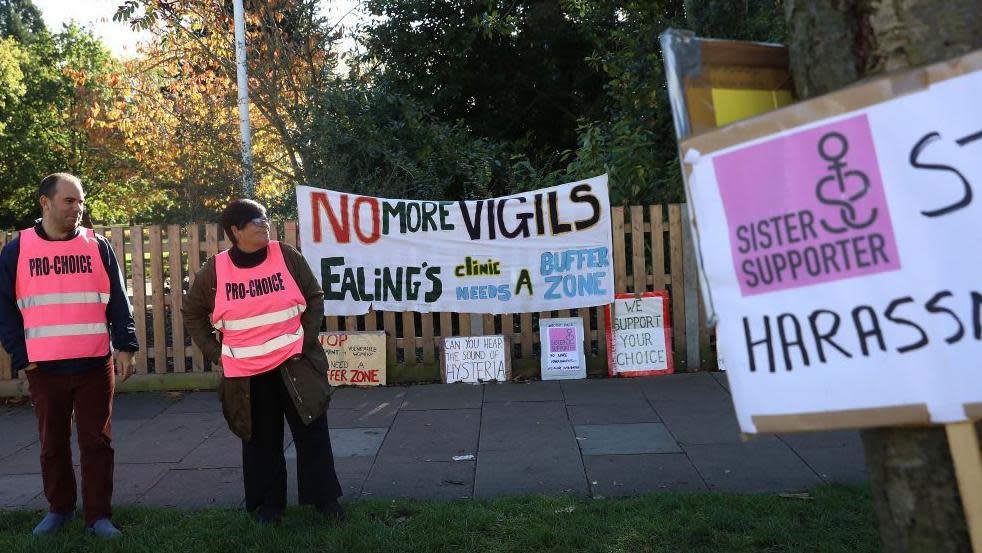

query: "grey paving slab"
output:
0 408 38 460
334 455 375 500
329 386 408 410
786 442 868 484
778 430 863 450
112 392 175 420
114 462 175 504
376 409 480 461
584 454 707 497
479 401 576 452
651 392 737 417
400 383 483 410
362 457 473 500
574 424 681 455
177 426 241 469
560 378 645 405
566 401 660 425
138 467 243 508
483 381 563 402
0 473 43 508
328 428 387 458
685 440 823 492
285 451 374 503
162 391 221 414
284 428 387 459
328 405 399 428
657 407 767 446
111 418 155 439
474 449 588 498
638 372 729 403
0 373 869 508
115 411 225 463
0 418 149 475
0 443 42 475
777 430 866 484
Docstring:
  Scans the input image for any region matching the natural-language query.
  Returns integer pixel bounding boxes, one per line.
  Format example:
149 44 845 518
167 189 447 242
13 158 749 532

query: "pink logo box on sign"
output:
712 114 901 296
548 327 577 352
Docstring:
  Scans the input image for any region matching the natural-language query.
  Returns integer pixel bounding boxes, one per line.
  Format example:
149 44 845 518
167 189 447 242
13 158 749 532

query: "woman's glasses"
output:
239 216 269 229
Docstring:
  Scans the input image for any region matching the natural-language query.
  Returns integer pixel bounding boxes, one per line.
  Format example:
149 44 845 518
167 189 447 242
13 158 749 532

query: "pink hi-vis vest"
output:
15 227 112 362
212 241 306 378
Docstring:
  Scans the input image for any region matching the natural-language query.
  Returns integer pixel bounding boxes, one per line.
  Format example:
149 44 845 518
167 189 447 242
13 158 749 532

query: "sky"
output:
33 0 364 58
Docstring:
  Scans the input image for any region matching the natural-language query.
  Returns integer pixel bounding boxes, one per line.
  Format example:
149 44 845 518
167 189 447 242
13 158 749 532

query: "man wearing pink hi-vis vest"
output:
0 174 138 539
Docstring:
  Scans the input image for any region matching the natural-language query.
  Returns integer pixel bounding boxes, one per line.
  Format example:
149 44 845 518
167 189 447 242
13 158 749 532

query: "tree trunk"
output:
784 1 982 552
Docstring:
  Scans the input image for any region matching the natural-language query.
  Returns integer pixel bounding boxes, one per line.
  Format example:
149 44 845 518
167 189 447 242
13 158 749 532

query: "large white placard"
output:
683 66 982 433
540 317 587 380
297 176 613 315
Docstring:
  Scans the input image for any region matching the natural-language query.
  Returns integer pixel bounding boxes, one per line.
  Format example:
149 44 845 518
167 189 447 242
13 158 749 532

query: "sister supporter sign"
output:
682 52 982 433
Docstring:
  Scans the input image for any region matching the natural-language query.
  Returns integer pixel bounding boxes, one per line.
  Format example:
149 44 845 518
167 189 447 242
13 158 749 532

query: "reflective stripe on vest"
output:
221 328 304 359
213 304 306 331
17 291 110 309
24 322 109 339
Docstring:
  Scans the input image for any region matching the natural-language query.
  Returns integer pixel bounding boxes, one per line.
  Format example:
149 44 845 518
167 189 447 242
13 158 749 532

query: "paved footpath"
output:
0 372 866 510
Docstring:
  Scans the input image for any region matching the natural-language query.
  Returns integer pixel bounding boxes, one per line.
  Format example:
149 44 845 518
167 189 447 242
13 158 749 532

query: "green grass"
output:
0 485 878 553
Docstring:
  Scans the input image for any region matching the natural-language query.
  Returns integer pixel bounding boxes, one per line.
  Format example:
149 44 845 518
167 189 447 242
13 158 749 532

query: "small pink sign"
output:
548 327 577 352
713 114 900 296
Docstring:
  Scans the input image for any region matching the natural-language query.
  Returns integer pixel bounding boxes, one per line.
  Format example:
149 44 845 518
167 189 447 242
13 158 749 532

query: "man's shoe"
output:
86 518 121 539
318 500 346 522
32 511 73 536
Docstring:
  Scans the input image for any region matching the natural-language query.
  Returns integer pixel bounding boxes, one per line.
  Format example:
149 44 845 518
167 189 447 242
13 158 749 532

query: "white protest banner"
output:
540 317 586 380
681 53 982 434
296 175 613 315
320 331 387 386
441 335 511 384
605 292 673 377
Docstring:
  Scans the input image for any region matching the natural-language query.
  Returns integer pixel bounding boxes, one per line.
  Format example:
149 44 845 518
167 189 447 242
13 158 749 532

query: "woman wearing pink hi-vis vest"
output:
183 199 343 525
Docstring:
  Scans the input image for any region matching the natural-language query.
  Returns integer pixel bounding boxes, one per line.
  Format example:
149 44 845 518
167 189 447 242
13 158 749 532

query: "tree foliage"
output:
0 20 134 227
299 76 509 203
359 0 611 160
357 0 787 206
0 0 788 227
109 0 342 220
0 0 45 42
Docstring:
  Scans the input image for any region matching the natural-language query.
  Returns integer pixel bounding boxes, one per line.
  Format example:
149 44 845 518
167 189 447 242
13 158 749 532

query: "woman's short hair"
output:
220 199 266 244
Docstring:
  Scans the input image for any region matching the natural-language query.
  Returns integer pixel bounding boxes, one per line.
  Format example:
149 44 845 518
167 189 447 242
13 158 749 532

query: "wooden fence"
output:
0 204 715 389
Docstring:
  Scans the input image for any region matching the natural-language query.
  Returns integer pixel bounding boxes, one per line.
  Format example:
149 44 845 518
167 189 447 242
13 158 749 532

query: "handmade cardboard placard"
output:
319 331 387 386
539 317 586 380
679 50 982 434
441 335 511 384
605 292 674 377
